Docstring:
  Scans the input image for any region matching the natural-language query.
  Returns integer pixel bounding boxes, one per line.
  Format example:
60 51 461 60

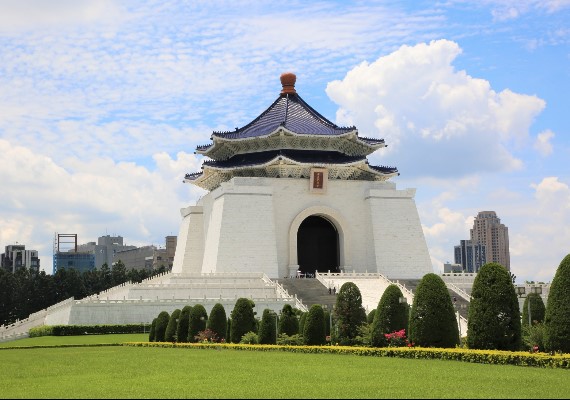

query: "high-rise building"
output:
77 235 136 269
1 244 40 273
453 240 486 273
470 211 510 270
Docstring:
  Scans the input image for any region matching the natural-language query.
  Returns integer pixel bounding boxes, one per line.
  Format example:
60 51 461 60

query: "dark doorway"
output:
297 215 339 275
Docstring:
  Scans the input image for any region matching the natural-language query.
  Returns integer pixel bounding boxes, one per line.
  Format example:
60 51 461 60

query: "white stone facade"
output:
173 176 432 280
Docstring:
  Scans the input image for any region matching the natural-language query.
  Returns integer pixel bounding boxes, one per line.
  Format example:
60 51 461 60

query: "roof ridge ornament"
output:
280 72 297 95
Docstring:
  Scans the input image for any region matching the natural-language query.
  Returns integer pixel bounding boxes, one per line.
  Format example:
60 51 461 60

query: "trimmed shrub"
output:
278 304 299 336
523 323 546 352
467 263 521 351
149 319 157 342
367 309 376 325
409 273 459 348
188 304 208 343
230 298 257 343
277 333 304 346
522 293 545 327
303 304 326 345
239 331 258 344
544 254 570 353
371 284 409 347
299 312 307 337
176 305 192 343
206 303 227 342
164 309 181 342
258 309 277 345
334 282 367 345
154 311 170 342
226 317 231 342
324 310 331 336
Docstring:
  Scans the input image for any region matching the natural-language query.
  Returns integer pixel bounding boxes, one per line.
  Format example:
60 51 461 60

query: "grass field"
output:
1 336 569 399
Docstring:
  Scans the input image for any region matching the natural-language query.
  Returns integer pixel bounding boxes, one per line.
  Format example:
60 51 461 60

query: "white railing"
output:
446 282 472 302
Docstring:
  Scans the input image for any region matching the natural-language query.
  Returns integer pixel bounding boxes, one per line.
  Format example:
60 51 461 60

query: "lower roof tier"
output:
185 149 398 191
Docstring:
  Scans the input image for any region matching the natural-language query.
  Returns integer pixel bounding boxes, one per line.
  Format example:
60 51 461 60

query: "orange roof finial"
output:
280 72 297 95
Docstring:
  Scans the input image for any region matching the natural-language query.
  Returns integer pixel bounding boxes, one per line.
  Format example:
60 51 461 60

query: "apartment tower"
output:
470 211 510 271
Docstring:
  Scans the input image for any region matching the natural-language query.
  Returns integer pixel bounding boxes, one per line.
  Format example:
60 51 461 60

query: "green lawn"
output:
0 333 147 347
0 339 569 398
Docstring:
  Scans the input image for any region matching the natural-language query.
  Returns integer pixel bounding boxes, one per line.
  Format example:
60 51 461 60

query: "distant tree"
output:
111 260 127 286
207 303 227 342
409 273 459 348
278 304 299 336
371 284 409 347
303 304 326 345
154 311 171 342
467 263 521 351
188 304 208 342
334 282 367 345
176 305 192 343
99 263 112 290
258 309 277 345
522 293 546 327
164 309 181 342
230 298 257 343
544 254 570 353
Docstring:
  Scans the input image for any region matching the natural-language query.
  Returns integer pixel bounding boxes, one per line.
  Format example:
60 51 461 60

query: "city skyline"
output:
0 1 568 283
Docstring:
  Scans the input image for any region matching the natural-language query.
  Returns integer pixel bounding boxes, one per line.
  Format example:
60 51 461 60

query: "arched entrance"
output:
297 215 339 275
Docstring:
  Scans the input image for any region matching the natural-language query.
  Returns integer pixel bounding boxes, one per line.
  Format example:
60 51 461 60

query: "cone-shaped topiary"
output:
206 303 227 342
226 317 231 341
367 309 376 325
303 304 326 345
371 284 409 347
154 311 171 342
164 309 181 342
258 309 277 344
279 304 299 336
148 318 157 342
467 263 521 350
188 304 208 342
544 254 570 353
299 312 307 338
230 298 257 343
176 305 192 343
522 293 545 327
334 282 367 345
409 273 459 348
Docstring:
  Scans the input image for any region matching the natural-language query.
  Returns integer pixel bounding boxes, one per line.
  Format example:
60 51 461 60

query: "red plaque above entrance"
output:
310 168 328 194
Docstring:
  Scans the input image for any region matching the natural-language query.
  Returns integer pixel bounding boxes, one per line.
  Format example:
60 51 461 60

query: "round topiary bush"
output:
188 304 208 342
258 309 277 345
207 303 227 342
371 284 409 347
164 309 181 342
154 311 171 342
409 273 459 348
334 282 367 345
230 298 257 343
176 305 192 343
544 254 570 353
467 263 521 351
279 304 299 336
303 304 326 345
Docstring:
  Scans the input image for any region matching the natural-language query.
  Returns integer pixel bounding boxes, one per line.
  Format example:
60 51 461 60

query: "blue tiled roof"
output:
212 94 355 139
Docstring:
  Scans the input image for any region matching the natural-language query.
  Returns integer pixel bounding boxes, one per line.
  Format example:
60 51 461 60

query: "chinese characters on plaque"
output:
309 168 328 193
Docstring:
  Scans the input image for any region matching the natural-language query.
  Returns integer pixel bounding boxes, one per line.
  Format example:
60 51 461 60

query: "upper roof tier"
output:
196 72 386 160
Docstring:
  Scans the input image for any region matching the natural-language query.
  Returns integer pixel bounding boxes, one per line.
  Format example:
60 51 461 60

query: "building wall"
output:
470 211 510 270
115 246 156 271
1 245 40 273
176 176 433 280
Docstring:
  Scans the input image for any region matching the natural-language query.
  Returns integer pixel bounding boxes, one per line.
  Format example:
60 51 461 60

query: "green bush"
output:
230 298 257 343
207 303 227 342
371 284 408 347
176 305 192 343
279 304 299 336
409 273 459 348
467 263 521 351
522 293 545 327
188 304 208 343
367 309 376 325
226 317 231 342
164 309 181 342
544 254 570 353
303 304 326 345
154 311 171 342
298 312 307 338
523 322 546 352
27 324 149 337
149 319 157 342
277 333 304 346
334 282 367 345
239 331 259 344
258 309 278 345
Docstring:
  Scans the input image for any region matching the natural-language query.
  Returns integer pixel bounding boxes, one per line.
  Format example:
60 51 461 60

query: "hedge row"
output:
124 342 570 369
29 324 150 337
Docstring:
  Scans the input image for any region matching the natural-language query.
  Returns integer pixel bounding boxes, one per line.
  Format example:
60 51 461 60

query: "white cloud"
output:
326 39 545 178
533 130 555 156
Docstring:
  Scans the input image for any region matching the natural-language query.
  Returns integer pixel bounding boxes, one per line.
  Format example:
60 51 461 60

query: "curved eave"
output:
195 127 385 159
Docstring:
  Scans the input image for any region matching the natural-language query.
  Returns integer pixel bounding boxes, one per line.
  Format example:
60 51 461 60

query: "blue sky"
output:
0 0 568 283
